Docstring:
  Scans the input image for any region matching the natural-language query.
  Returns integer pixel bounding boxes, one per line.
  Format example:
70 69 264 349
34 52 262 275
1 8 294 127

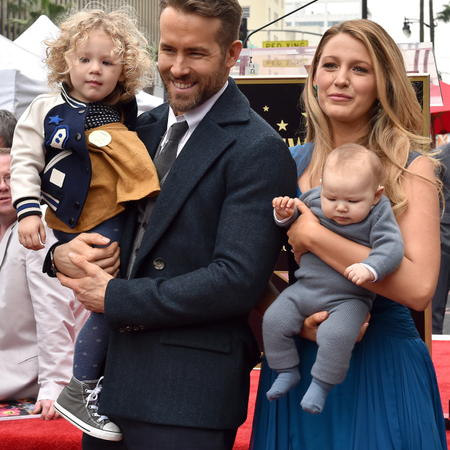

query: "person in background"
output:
45 0 296 448
432 143 450 334
251 19 446 450
0 147 89 420
0 110 17 147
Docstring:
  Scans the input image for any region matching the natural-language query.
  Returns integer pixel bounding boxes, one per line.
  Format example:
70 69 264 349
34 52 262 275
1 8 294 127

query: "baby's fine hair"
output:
324 143 383 187
45 5 154 104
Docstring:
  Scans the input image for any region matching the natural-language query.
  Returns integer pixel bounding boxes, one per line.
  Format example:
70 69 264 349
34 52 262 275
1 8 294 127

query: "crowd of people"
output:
1 0 448 449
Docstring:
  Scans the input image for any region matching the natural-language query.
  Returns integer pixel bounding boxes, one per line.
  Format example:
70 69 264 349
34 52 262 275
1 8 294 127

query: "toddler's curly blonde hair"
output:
45 5 154 105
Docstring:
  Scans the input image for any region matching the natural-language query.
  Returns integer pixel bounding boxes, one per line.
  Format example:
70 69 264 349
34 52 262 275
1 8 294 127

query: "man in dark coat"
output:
51 0 297 448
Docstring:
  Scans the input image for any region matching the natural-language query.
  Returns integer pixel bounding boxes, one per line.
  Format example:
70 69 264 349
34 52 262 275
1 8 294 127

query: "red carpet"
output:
0 341 448 449
432 340 450 430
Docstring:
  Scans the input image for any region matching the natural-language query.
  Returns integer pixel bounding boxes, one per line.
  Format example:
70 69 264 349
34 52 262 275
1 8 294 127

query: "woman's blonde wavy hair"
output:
302 19 439 216
45 4 154 105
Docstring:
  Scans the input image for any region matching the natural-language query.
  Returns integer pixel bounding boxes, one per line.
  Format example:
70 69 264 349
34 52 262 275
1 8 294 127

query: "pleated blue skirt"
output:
250 297 448 450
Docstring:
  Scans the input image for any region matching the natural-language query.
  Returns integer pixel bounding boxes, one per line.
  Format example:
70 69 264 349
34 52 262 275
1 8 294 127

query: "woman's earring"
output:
377 101 382 114
314 85 318 101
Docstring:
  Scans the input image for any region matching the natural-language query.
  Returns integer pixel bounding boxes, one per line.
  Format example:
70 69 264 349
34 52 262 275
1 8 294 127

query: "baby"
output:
263 143 404 414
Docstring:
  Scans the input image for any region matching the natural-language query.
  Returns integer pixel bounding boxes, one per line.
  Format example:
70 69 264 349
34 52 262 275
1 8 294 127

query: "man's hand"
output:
18 215 46 251
33 399 59 420
57 253 113 313
54 233 120 279
300 311 370 342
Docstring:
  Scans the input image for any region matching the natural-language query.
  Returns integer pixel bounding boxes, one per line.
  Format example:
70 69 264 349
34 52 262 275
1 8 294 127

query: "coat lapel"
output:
135 118 234 261
130 79 250 276
135 108 168 160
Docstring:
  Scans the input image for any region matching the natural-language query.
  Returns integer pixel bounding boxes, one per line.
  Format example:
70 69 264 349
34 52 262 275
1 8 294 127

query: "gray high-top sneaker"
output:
54 376 122 441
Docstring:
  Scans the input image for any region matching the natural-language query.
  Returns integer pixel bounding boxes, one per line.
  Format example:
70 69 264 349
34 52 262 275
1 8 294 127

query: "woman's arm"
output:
287 156 440 311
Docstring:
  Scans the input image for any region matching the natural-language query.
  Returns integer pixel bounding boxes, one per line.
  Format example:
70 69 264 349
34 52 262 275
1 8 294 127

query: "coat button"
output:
68 218 74 225
153 258 165 270
75 133 82 141
86 167 90 174
74 202 80 210
79 109 86 114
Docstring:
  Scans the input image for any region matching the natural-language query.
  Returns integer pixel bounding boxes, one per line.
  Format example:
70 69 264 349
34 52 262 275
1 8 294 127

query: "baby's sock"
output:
300 377 334 414
266 367 300 401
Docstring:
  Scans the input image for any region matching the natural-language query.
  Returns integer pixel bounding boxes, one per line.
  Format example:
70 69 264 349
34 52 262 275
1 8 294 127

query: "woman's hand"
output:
299 311 329 340
287 199 321 264
54 233 120 279
300 311 370 342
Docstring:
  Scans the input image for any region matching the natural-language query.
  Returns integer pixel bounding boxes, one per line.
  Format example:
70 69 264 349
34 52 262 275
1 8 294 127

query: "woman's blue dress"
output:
250 144 448 450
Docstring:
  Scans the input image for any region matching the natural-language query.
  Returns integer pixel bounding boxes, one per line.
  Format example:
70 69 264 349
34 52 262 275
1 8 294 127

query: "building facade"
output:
284 0 361 47
239 0 287 48
239 0 362 48
0 0 159 47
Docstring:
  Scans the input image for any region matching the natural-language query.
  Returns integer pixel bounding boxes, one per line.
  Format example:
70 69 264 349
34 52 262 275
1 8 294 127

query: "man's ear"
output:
373 185 384 205
226 39 243 69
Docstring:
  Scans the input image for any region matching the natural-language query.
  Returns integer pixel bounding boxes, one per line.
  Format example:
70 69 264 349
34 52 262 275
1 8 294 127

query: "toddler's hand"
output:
273 196 296 220
344 263 374 286
18 215 46 251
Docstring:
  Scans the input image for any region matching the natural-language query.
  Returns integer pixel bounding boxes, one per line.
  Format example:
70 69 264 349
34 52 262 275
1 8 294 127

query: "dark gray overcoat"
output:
99 78 297 430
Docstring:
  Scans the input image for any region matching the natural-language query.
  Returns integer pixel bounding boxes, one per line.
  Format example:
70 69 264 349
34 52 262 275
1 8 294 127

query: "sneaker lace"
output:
85 376 109 423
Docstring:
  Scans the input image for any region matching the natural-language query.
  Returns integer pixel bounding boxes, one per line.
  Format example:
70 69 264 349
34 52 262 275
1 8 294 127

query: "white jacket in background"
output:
0 213 89 401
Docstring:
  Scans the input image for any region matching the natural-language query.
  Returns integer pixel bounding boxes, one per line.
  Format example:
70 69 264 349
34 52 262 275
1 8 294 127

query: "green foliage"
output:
7 0 70 35
436 3 450 23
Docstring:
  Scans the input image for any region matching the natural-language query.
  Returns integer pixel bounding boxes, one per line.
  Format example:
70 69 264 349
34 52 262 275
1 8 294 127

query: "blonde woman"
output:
251 19 447 450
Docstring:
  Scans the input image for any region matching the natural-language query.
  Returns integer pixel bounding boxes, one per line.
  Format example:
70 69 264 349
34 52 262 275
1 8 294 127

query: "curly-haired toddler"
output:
10 7 160 441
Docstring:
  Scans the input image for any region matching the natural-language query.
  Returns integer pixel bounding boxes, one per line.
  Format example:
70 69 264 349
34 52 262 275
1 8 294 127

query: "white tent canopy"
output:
0 15 162 119
14 15 59 62
0 33 49 118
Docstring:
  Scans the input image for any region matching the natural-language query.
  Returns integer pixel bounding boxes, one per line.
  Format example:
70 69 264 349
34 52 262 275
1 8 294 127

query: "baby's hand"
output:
18 215 46 251
273 196 297 220
344 263 374 286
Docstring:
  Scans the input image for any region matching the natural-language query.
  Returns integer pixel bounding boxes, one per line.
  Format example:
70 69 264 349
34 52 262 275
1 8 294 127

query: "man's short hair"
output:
0 110 17 148
159 0 242 54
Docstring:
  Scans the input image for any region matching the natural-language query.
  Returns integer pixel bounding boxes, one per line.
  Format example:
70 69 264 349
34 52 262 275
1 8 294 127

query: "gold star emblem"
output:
277 120 288 131
263 105 269 112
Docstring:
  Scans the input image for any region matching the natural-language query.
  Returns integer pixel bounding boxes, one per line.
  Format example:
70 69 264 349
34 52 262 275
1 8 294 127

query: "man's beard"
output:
161 66 227 115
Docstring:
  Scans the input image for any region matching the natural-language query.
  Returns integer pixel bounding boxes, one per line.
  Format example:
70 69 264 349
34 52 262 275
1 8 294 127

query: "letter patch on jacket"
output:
49 168 66 188
46 125 69 149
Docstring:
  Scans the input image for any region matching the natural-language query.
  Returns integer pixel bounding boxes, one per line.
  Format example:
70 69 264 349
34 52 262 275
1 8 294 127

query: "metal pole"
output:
362 0 368 19
429 0 435 47
420 0 424 42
